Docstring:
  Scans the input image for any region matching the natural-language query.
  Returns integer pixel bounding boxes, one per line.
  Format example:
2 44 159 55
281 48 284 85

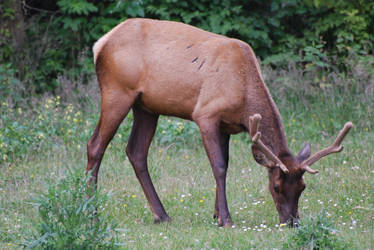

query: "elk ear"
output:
297 143 311 163
251 145 274 167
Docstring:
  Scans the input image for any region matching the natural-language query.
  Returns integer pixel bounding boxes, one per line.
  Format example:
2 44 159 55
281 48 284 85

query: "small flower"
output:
199 199 204 203
123 203 127 207
292 119 296 123
131 194 136 198
233 139 238 144
180 199 184 203
184 155 189 159
244 188 248 192
280 223 287 228
73 118 78 123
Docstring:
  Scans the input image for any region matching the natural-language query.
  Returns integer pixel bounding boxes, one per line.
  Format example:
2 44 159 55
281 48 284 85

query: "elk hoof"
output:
223 220 234 228
213 212 218 219
217 217 234 228
154 215 171 224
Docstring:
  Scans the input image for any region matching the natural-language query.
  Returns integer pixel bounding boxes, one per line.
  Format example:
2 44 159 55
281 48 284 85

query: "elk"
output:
87 18 352 227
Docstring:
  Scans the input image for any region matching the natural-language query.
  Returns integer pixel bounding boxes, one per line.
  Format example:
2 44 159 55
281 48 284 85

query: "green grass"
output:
1 112 373 248
1 68 373 248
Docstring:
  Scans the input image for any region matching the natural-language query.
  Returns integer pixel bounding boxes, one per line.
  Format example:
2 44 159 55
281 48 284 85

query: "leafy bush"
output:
0 95 93 164
1 0 373 93
0 89 200 165
25 167 123 249
156 118 200 146
283 211 349 249
283 210 350 249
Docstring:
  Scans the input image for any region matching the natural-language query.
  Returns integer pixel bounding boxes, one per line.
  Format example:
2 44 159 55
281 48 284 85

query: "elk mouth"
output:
279 207 300 227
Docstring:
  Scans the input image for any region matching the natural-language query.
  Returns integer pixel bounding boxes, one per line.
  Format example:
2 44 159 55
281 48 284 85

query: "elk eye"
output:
274 184 280 193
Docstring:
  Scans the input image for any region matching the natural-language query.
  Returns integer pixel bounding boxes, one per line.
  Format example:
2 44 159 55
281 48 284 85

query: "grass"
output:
1 121 373 248
1 64 373 248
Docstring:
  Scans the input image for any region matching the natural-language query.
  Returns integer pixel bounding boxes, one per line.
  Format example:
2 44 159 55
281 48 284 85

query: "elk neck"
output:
241 51 291 159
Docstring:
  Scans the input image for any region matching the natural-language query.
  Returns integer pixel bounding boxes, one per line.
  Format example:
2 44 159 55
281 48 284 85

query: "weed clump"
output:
283 211 350 249
25 168 122 249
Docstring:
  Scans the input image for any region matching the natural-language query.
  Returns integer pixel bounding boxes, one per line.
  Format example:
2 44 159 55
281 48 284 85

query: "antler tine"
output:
249 114 289 173
301 122 353 174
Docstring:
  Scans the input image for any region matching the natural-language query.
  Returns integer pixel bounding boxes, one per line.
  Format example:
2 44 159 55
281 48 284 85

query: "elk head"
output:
249 114 352 226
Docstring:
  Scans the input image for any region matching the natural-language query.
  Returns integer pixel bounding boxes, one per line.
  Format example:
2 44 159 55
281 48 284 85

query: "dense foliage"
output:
283 210 351 249
25 167 121 249
0 0 373 94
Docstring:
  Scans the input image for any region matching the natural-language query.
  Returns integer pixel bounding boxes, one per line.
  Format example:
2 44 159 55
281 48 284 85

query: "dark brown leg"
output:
126 105 171 223
86 92 134 187
213 131 229 220
197 120 231 227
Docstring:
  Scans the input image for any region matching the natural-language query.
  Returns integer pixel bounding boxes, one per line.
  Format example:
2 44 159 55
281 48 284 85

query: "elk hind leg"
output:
86 91 135 187
126 105 171 223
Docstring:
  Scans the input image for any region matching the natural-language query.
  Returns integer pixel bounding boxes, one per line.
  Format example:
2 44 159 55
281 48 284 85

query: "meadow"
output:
1 63 373 249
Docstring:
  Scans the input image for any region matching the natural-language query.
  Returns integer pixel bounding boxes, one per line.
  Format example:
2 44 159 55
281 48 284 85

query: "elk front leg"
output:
126 105 171 223
198 120 232 227
213 132 230 220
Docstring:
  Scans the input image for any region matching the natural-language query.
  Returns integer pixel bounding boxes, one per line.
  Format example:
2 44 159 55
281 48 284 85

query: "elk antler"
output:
249 114 289 173
301 122 353 174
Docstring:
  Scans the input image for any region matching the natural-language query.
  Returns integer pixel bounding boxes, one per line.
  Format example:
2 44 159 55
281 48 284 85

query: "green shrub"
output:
0 95 94 164
2 1 373 93
25 167 123 249
283 210 350 249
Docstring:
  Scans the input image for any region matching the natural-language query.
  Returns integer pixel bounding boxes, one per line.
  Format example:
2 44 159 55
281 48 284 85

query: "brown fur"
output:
87 18 312 226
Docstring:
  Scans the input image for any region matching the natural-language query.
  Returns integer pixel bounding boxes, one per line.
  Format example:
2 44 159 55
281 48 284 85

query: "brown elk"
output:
87 18 352 227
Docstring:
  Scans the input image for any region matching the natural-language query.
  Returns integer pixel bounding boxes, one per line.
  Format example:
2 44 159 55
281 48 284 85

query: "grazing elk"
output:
87 18 352 227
